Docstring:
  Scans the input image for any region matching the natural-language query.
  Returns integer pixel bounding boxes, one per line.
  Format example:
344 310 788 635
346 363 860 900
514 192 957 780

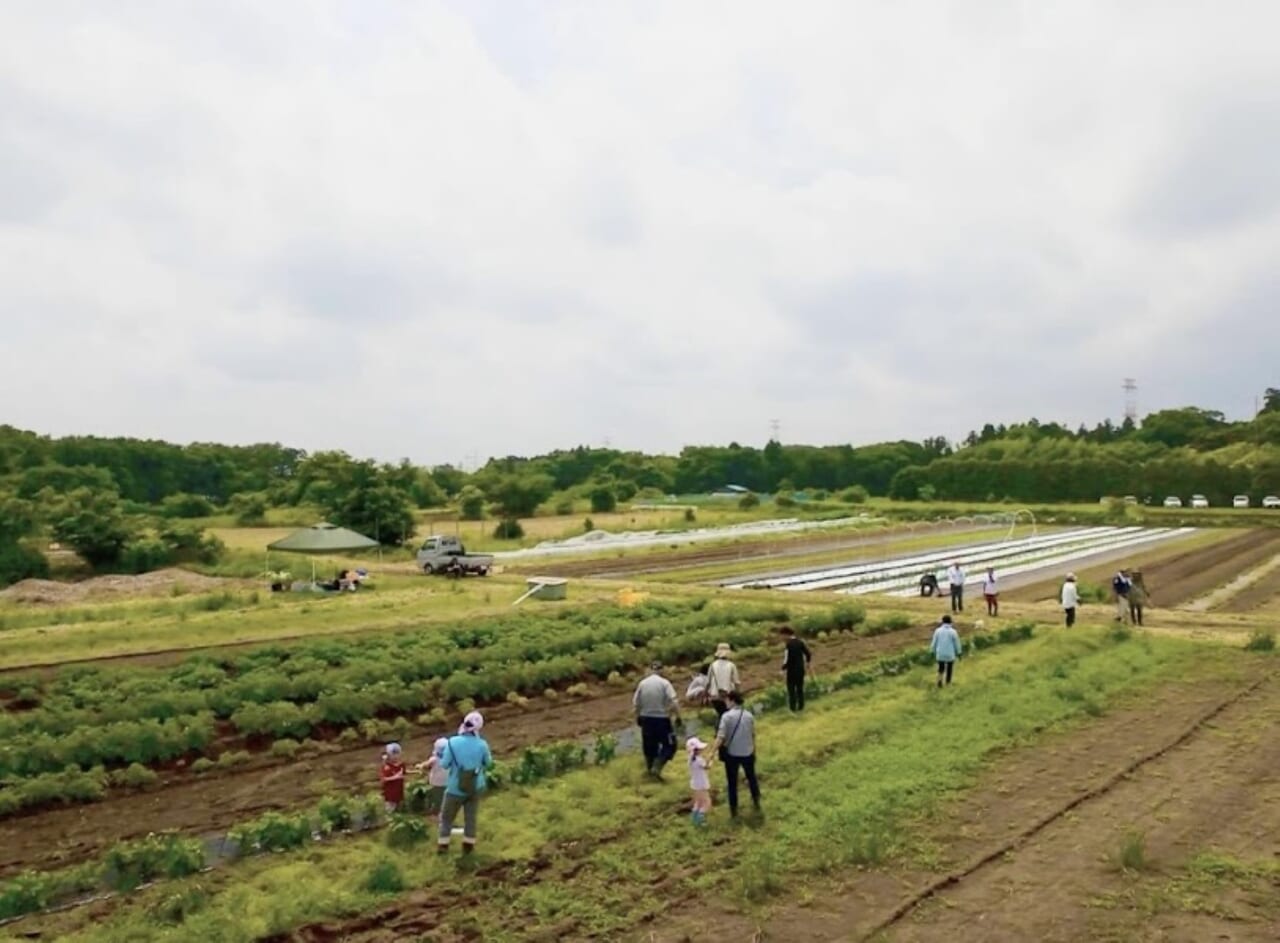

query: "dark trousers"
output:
724 753 761 814
936 660 954 685
786 673 805 711
1064 607 1076 627
951 586 963 612
638 716 674 772
985 593 998 616
1129 603 1144 626
710 698 728 718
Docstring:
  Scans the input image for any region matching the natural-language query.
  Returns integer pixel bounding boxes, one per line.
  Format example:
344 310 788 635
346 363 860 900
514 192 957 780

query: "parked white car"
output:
1162 496 1182 508
1263 495 1280 508
1232 495 1250 508
1190 494 1209 508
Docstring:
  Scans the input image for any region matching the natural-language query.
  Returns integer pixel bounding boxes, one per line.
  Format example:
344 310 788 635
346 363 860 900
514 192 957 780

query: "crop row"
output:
0 621 773 782
0 600 790 737
0 734 622 924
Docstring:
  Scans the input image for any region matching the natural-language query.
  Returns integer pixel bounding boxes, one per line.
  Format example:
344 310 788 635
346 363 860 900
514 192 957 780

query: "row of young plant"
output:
0 623 1043 927
0 733 621 924
0 601 854 786
0 600 791 737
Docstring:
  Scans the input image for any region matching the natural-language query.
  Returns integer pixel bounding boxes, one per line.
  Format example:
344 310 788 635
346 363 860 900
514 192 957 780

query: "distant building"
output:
710 484 751 497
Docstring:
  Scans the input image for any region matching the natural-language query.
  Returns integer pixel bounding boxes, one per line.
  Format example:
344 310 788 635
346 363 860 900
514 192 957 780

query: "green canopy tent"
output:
266 522 380 585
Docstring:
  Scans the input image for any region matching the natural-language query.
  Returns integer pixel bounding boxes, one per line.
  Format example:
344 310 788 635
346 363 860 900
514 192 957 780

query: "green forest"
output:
1 387 1277 586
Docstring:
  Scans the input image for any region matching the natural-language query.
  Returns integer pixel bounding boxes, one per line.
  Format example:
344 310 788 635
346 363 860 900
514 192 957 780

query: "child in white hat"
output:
687 736 712 826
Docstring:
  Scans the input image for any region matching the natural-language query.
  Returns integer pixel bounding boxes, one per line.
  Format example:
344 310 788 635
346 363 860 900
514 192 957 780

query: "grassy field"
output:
2 517 1276 942
6 625 1267 942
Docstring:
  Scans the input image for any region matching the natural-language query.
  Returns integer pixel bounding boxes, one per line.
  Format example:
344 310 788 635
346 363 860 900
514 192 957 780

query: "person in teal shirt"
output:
437 710 493 855
930 615 963 687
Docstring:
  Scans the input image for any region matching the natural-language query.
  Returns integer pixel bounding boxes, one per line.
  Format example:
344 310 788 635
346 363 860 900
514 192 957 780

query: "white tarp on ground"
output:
492 515 882 560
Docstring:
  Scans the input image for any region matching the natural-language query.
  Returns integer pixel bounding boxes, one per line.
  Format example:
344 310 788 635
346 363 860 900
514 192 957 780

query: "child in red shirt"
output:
380 742 406 813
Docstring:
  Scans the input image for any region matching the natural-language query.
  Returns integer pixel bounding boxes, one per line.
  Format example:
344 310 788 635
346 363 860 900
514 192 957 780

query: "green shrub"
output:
191 757 215 774
492 518 524 540
385 814 431 848
103 833 205 891
838 485 869 504
863 613 913 636
553 498 574 515
1244 630 1275 652
269 738 301 759
147 884 209 924
0 540 50 588
229 811 314 855
775 492 796 508
316 794 355 832
684 508 696 522
364 856 407 893
738 492 760 510
110 763 159 789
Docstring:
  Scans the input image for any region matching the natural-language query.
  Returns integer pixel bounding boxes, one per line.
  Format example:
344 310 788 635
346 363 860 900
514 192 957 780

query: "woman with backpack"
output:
706 643 741 717
437 710 493 856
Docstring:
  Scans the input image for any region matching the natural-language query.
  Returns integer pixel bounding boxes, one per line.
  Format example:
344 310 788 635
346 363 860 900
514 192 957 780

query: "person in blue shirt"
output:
437 710 493 856
930 615 963 687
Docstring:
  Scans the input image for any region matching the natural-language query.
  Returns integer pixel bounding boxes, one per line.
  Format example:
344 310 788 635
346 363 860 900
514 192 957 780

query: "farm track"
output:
503 522 992 580
1004 528 1280 607
645 662 1278 943
1214 553 1280 612
0 623 937 878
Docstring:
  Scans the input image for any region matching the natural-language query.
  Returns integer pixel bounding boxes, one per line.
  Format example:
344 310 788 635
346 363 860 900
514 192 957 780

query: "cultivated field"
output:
1 523 1276 942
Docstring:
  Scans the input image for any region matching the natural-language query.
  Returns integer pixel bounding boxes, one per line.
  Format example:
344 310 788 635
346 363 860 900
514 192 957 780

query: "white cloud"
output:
2 0 1278 463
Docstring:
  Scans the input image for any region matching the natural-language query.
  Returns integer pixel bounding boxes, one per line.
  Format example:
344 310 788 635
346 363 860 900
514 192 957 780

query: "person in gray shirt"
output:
711 690 761 817
633 661 682 779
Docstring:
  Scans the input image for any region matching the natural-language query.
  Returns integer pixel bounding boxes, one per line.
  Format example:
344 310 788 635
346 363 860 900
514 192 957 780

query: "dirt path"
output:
0 623 938 878
1215 553 1280 612
643 662 1277 943
879 676 1280 942
1186 552 1280 611
1005 528 1280 608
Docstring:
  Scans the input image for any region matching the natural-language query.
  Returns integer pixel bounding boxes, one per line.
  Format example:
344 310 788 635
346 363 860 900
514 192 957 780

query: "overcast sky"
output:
2 1 1278 466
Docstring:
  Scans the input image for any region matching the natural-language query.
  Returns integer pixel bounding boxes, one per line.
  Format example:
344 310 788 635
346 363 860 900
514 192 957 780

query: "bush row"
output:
0 601 786 740
0 833 204 921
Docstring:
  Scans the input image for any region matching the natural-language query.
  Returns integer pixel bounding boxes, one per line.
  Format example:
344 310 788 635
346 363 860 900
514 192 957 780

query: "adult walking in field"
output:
712 691 761 818
706 643 741 717
437 711 493 856
982 567 999 617
1061 573 1079 627
947 561 966 613
779 626 812 712
930 615 963 687
1112 570 1132 623
1128 570 1148 626
633 662 682 779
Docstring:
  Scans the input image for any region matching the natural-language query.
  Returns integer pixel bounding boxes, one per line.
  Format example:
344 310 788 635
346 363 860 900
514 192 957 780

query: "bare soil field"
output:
1005 528 1280 608
0 568 242 605
0 622 936 878
644 663 1278 943
505 522 992 580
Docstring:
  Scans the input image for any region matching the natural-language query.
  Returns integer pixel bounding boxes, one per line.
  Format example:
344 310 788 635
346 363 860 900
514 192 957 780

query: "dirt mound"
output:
0 568 235 605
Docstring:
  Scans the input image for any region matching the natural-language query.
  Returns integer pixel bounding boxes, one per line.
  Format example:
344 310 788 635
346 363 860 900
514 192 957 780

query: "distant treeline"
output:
1 391 1278 579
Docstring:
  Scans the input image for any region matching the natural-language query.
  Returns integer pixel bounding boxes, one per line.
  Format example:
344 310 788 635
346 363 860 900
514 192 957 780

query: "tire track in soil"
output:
0 623 941 878
640 663 1275 943
866 674 1276 942
1005 528 1280 608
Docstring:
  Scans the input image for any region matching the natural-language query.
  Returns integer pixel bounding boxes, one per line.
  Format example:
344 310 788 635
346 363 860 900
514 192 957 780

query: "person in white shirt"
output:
706 642 741 717
982 567 999 616
1061 573 1080 627
686 737 712 827
947 562 966 613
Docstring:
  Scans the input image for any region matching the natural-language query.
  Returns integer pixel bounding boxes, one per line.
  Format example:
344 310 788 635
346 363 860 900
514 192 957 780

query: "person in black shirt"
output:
779 626 812 711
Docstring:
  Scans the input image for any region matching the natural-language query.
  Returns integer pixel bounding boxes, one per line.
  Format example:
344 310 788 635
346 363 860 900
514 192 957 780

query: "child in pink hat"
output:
687 736 712 826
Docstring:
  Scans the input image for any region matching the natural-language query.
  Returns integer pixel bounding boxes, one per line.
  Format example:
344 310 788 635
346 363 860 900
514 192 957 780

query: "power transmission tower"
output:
769 419 780 442
1122 379 1138 422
